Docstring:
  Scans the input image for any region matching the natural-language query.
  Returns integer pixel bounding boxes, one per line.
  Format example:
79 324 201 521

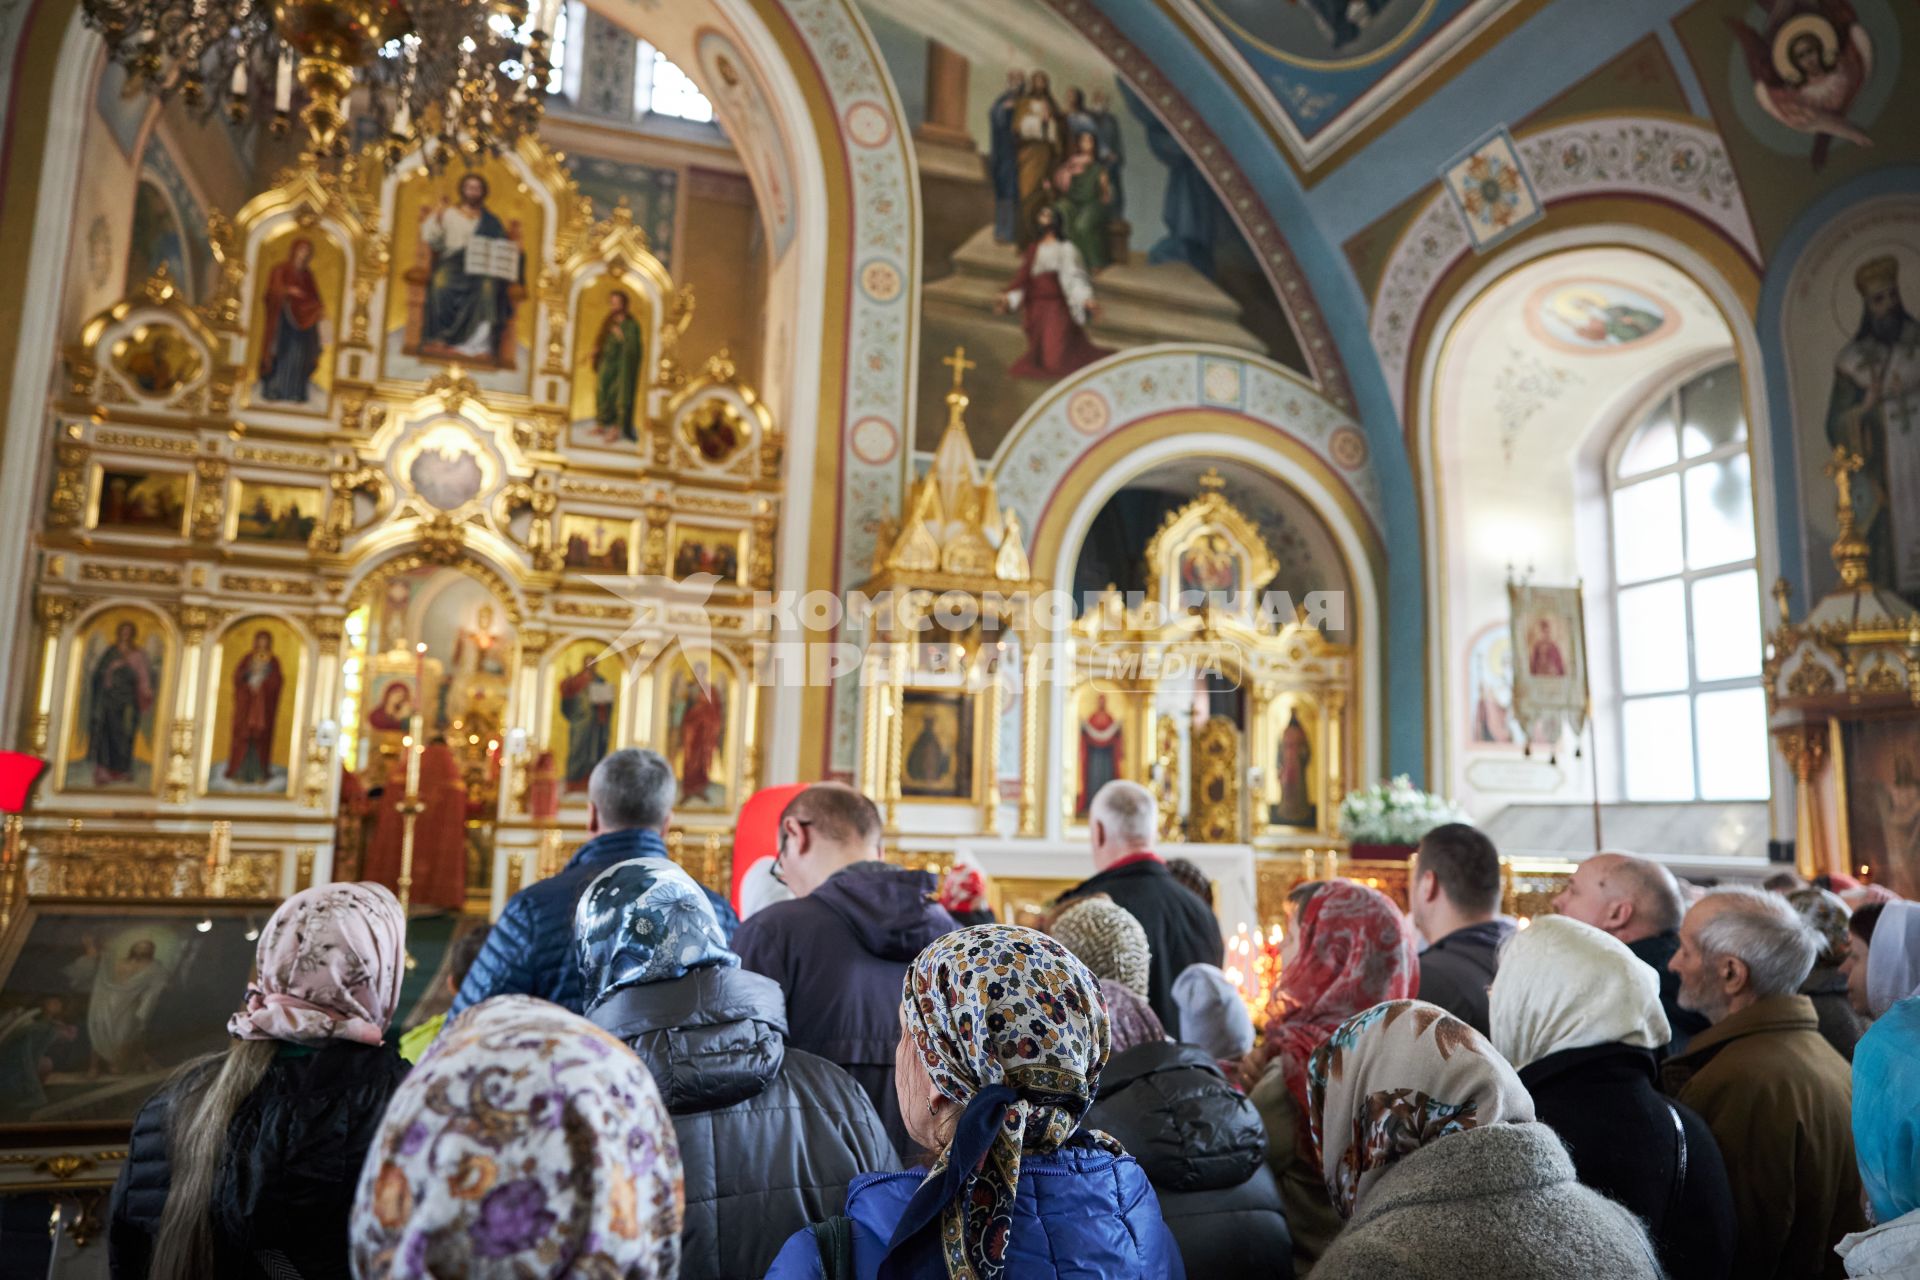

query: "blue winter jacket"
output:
450 826 739 1016
763 1144 1186 1280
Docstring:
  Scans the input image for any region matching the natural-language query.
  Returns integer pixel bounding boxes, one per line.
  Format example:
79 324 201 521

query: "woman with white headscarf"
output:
1306 998 1663 1279
1858 901 1920 1020
1490 915 1736 1279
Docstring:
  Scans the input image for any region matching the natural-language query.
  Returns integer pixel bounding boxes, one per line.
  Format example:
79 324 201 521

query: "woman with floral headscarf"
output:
1787 886 1867 1061
350 995 683 1280
1244 879 1417 1273
576 857 896 1279
109 883 409 1280
1307 999 1662 1279
765 924 1181 1280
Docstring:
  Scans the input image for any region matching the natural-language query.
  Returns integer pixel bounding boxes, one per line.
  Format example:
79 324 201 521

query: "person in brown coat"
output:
1663 886 1866 1280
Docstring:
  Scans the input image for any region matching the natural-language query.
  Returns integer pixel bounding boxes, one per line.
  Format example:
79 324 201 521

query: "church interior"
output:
0 0 1914 1263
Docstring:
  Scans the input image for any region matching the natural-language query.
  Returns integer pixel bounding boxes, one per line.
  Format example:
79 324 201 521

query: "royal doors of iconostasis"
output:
12 136 781 915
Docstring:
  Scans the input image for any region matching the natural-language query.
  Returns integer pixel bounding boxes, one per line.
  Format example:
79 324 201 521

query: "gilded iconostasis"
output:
0 0 1914 1182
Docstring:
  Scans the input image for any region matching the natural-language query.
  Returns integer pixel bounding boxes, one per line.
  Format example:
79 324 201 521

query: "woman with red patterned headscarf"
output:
1243 878 1418 1275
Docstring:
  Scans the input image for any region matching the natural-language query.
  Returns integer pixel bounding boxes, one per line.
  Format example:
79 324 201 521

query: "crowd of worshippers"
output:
100 748 1920 1280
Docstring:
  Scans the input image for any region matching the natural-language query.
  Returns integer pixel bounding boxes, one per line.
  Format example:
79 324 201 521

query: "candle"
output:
275 51 294 113
230 60 248 98
405 717 423 795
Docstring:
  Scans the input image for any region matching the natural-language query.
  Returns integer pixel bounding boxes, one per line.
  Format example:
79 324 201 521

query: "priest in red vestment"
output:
998 204 1112 380
363 740 469 912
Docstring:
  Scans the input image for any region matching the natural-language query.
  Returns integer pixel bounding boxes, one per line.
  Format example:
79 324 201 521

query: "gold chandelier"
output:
81 0 557 166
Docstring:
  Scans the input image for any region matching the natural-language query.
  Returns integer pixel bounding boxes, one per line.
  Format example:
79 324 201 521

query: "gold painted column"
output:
29 596 78 758
1323 688 1346 837
165 606 223 805
1775 722 1831 882
1018 628 1041 836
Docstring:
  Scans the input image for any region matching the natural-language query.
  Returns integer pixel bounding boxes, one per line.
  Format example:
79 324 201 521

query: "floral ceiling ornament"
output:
1440 125 1543 252
78 0 557 168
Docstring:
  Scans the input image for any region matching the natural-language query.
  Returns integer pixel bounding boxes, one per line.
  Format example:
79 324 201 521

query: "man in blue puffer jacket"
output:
450 746 739 1016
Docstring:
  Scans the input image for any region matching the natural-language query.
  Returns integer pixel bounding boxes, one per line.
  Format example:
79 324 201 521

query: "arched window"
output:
1605 363 1770 802
634 41 714 123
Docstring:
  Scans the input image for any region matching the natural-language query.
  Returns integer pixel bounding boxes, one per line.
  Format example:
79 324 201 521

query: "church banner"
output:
1508 582 1589 752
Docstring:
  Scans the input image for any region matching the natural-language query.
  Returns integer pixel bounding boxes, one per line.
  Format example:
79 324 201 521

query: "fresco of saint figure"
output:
214 630 285 790
1827 256 1920 599
257 238 327 403
592 290 645 443
417 172 522 366
998 205 1112 380
81 621 158 788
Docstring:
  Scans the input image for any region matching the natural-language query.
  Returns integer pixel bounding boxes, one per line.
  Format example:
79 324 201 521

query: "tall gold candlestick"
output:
396 713 425 969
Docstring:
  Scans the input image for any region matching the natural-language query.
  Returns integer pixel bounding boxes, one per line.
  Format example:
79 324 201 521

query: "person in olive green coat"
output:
1663 887 1866 1280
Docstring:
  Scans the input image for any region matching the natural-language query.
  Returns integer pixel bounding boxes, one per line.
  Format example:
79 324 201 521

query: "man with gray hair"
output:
1662 886 1864 1280
451 747 739 1016
1555 851 1708 1050
1054 780 1222 1038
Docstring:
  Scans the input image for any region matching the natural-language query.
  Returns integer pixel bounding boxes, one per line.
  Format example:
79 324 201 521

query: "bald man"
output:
732 783 958 1158
1555 852 1709 1051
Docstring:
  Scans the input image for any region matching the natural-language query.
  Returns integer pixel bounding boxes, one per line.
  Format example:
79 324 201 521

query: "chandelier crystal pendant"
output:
80 0 557 168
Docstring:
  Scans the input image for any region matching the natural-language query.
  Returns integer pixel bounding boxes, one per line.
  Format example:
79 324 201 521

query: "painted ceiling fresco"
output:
1172 0 1523 166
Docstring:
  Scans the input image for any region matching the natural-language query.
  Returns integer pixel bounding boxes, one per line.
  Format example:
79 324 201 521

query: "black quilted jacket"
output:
587 964 899 1280
1086 1040 1295 1280
107 1040 409 1280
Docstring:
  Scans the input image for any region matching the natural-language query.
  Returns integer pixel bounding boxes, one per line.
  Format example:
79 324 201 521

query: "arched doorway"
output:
1418 236 1780 852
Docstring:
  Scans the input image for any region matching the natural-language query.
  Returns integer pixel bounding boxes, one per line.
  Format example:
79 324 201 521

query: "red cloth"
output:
1006 243 1111 379
0 752 47 813
1076 704 1122 816
363 745 469 911
730 783 810 912
226 651 284 776
1261 879 1418 1138
257 245 325 380
939 864 990 916
1104 851 1165 873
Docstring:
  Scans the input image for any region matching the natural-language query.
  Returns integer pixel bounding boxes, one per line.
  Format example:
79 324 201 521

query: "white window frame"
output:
633 41 714 124
1603 361 1769 803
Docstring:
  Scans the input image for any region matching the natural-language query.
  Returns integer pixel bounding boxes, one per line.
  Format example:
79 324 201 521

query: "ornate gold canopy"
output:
865 347 1032 593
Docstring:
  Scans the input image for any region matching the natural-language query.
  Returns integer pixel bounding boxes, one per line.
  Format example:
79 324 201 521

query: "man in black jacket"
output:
1554 851 1709 1052
1055 781 1221 1038
733 783 958 1158
1408 823 1514 1036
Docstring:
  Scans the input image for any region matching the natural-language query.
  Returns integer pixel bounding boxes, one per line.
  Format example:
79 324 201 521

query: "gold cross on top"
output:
943 346 977 392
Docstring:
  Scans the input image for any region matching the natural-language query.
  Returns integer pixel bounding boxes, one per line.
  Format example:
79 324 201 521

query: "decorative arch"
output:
342 546 529 625
1000 346 1388 554
1413 227 1778 822
1029 414 1385 840
1373 114 1760 422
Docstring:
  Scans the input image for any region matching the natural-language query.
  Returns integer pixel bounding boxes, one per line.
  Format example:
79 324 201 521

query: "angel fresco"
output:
1729 1 1875 168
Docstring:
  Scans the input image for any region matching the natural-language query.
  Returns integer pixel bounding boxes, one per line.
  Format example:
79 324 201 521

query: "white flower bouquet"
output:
1338 775 1471 846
